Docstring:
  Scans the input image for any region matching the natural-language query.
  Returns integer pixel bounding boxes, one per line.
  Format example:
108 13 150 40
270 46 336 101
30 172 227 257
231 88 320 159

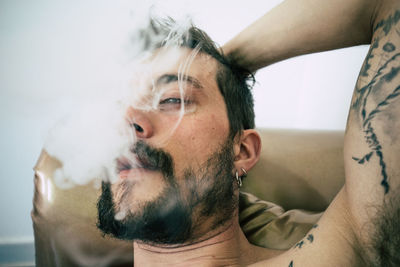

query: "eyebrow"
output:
155 74 204 89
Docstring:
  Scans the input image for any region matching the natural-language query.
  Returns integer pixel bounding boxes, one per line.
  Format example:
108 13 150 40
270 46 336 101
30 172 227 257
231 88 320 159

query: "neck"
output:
133 216 279 267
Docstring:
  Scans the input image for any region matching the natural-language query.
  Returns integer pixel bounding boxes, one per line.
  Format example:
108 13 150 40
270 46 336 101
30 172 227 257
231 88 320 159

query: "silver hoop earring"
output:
241 167 247 177
235 171 242 188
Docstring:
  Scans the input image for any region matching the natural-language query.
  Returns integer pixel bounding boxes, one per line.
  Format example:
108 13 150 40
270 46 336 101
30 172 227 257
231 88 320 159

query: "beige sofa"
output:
31 128 344 266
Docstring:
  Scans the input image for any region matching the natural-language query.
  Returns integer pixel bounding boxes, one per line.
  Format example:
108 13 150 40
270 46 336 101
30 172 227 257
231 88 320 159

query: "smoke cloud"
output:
44 2 197 189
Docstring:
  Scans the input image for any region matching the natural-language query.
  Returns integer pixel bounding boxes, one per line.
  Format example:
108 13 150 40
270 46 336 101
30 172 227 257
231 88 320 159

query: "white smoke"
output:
44 2 198 189
45 98 131 188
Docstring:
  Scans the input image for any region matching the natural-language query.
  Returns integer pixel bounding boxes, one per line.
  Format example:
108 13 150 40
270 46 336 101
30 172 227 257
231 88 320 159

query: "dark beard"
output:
97 139 236 245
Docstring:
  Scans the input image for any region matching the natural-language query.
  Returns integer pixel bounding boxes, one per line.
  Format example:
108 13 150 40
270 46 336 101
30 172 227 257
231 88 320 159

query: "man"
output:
97 21 280 266
97 0 400 266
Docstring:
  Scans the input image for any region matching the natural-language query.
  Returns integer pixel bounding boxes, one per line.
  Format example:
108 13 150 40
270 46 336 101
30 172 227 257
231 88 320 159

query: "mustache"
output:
129 141 174 179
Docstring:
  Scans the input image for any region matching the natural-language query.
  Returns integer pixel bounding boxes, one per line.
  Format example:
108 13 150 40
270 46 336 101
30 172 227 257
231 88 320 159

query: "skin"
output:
223 0 376 72
113 48 232 213
111 47 278 266
225 0 400 266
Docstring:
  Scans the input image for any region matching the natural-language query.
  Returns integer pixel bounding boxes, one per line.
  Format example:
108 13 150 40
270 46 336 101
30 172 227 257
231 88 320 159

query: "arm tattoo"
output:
288 260 294 267
359 9 399 77
360 38 380 77
294 240 305 249
294 224 318 250
294 234 314 249
306 233 314 243
373 10 400 36
350 10 400 194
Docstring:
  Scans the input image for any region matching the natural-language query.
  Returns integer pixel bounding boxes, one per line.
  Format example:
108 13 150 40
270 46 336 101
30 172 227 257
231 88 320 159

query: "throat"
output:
133 221 246 266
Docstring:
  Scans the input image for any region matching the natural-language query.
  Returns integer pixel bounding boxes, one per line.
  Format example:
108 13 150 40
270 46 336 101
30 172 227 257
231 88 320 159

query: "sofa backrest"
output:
242 128 344 211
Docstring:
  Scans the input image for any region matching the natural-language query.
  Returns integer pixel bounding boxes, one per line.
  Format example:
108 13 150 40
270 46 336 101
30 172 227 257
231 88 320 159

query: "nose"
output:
126 106 154 139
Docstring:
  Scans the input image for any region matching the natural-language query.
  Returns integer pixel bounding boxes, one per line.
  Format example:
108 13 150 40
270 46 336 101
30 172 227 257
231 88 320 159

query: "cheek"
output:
169 112 230 172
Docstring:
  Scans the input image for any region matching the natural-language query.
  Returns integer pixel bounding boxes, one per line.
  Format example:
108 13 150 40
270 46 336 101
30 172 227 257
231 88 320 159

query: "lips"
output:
116 141 173 180
116 157 136 173
115 153 158 179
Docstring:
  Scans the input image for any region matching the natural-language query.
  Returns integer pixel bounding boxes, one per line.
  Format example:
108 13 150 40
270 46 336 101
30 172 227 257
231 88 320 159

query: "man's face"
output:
97 47 238 244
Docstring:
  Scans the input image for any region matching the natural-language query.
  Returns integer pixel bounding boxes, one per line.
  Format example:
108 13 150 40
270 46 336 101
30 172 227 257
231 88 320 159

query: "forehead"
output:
136 47 220 90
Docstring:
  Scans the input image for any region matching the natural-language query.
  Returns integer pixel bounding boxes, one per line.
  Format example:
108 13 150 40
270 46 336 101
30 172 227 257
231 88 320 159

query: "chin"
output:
110 176 168 216
97 179 192 244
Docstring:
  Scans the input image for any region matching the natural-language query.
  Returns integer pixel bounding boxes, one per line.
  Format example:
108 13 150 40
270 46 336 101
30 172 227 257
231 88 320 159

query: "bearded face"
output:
96 47 239 245
97 138 237 245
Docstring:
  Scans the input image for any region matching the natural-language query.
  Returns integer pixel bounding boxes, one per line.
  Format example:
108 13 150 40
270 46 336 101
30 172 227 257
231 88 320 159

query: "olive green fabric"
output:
239 192 322 250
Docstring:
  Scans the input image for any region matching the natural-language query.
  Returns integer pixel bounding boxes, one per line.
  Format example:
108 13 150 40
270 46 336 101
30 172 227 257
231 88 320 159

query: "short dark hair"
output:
139 18 256 138
183 26 256 139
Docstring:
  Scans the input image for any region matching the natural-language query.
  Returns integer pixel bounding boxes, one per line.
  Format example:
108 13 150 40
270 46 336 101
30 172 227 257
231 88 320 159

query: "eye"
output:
159 98 182 105
158 97 195 113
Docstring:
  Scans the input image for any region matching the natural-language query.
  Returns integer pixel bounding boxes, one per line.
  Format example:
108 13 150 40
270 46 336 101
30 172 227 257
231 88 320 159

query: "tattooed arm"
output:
226 0 400 266
344 2 400 265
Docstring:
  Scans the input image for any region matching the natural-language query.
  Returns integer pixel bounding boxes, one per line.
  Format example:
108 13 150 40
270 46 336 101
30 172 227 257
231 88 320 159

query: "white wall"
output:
0 0 368 242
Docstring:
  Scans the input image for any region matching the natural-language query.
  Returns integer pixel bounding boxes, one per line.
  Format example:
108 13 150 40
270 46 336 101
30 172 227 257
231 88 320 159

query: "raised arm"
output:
226 0 400 266
344 1 400 264
223 0 379 72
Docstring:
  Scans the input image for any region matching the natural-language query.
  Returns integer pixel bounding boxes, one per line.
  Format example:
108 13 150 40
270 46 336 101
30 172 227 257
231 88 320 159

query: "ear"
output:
233 129 261 176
